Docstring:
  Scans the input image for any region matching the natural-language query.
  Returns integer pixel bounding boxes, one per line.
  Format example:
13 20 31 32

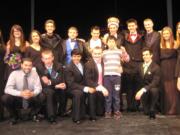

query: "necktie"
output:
22 74 29 109
143 64 148 74
48 68 52 75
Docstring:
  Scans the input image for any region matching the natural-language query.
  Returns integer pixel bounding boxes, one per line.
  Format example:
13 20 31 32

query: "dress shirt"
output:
5 69 42 97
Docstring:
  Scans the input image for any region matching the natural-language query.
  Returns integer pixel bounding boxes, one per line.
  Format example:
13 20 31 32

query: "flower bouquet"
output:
4 52 22 69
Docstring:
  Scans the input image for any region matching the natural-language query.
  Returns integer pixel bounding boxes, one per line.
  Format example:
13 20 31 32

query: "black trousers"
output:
1 94 44 119
95 91 105 116
42 88 66 118
70 90 96 121
141 88 159 114
123 72 140 111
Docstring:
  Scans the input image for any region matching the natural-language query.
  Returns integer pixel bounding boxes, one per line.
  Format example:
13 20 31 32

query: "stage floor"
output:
0 112 180 135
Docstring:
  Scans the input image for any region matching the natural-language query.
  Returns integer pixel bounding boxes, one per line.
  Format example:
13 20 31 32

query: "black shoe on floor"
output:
149 111 156 119
89 117 96 122
9 118 18 125
48 116 57 124
73 120 80 124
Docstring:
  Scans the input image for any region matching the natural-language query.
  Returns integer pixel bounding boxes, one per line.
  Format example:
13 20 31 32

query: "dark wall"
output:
0 0 179 43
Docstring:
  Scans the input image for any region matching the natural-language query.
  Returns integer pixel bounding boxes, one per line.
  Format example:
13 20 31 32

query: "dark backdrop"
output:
0 0 179 42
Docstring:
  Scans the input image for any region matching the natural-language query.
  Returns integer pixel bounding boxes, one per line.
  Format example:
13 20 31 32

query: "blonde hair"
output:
160 26 175 49
176 22 180 46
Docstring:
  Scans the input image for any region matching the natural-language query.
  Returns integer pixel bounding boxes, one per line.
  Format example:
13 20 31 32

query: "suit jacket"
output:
84 58 104 88
62 39 92 65
36 62 65 89
65 62 86 91
144 31 161 64
138 62 161 91
41 33 63 63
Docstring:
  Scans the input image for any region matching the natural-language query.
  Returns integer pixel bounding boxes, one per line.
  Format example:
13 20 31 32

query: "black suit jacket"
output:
138 62 161 91
84 58 104 88
36 62 65 89
65 62 86 91
41 33 63 63
62 39 92 65
144 31 161 64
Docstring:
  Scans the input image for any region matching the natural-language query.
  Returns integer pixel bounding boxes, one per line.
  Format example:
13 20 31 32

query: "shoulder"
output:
54 33 62 40
41 33 46 38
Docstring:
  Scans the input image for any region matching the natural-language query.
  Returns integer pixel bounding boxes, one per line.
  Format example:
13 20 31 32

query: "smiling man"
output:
135 47 160 119
1 58 43 125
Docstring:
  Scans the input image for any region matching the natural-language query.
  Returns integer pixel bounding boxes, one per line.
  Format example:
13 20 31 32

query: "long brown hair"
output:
8 24 26 52
160 26 175 49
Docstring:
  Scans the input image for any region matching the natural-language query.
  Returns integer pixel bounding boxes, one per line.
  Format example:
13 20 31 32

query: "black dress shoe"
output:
149 111 156 119
73 120 80 124
48 117 57 124
32 115 40 122
9 118 18 125
89 118 96 122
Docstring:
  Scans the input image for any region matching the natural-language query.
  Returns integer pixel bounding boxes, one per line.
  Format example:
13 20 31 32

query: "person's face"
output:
91 29 100 40
92 49 102 59
142 50 152 63
68 29 78 39
45 23 55 35
71 54 81 65
13 28 22 38
21 61 33 74
108 25 118 35
107 39 116 49
31 32 40 44
162 30 171 41
144 20 153 33
41 53 54 67
127 22 137 33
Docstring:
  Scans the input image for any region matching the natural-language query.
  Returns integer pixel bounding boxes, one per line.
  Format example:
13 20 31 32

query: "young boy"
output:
103 36 129 120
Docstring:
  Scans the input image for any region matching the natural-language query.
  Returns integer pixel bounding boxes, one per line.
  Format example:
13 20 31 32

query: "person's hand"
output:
102 89 109 97
41 76 50 85
88 87 96 94
21 90 33 99
55 83 66 90
99 85 109 97
135 89 145 100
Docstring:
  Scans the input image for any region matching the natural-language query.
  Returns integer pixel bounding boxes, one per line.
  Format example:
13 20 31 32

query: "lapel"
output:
72 62 84 77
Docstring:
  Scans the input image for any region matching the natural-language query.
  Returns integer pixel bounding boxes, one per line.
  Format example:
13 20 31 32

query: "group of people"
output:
0 17 180 125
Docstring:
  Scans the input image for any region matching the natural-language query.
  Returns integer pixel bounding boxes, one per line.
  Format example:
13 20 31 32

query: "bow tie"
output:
71 39 76 42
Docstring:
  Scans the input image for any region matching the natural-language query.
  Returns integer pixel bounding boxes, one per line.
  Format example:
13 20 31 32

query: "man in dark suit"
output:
84 47 108 116
143 18 161 65
36 49 66 124
61 26 92 65
65 49 96 124
122 18 145 112
41 19 63 63
135 47 161 119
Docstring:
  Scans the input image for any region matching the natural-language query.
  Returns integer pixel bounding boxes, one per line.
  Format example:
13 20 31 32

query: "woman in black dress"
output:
160 26 179 115
4 24 29 81
0 29 5 121
25 30 42 69
175 22 180 88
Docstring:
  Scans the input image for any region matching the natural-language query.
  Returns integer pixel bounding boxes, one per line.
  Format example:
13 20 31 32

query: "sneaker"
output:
114 111 122 120
105 112 112 119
